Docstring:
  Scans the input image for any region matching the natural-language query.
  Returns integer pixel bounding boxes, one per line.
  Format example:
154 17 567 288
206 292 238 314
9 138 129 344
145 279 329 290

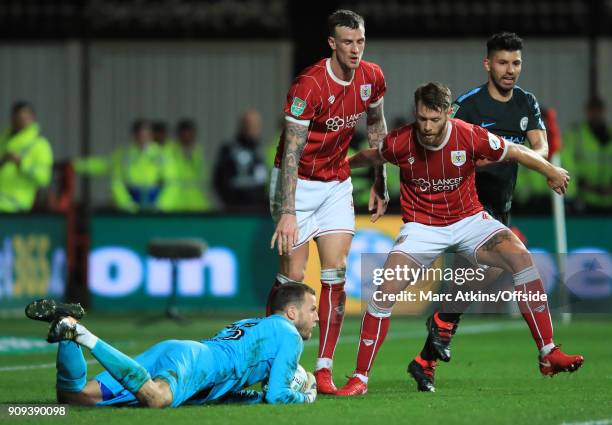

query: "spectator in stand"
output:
562 97 612 214
152 121 172 146
0 101 53 212
110 119 164 212
213 110 268 209
158 119 211 212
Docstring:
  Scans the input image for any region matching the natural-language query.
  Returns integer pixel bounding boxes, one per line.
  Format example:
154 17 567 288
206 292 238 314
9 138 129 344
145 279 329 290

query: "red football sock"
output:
318 282 346 360
355 311 390 376
414 354 437 370
265 279 282 317
515 276 553 350
419 311 455 361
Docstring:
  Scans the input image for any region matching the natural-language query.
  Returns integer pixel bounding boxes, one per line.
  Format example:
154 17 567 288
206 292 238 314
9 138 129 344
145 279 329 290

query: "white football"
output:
290 364 308 392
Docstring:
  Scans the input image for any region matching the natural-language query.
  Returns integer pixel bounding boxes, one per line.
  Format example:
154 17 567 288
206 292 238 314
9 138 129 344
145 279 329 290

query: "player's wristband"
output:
280 208 296 216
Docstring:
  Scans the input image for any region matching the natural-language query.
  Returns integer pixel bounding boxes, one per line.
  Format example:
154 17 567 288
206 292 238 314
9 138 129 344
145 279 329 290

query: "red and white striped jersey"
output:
274 57 386 182
379 118 508 226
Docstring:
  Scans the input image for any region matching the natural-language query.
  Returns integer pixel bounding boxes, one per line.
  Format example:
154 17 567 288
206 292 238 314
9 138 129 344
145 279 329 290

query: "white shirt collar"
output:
326 58 354 86
417 120 452 151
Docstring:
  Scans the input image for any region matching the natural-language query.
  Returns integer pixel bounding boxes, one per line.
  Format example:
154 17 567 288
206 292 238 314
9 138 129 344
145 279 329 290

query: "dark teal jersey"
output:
451 84 546 216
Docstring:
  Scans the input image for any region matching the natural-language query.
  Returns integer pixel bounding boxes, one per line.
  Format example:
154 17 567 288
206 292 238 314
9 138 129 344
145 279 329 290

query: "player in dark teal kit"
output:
407 33 569 393
450 50 547 225
25 283 319 407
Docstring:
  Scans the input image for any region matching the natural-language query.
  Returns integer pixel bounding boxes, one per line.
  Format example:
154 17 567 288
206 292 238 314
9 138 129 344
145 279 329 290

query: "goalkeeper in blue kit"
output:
25 283 318 407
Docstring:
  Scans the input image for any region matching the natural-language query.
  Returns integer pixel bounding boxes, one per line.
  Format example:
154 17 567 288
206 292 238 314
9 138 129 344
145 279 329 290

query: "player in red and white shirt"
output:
267 10 389 394
336 82 583 396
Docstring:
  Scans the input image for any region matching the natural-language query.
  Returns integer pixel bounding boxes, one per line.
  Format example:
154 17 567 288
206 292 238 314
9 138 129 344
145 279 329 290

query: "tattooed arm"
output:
270 120 309 255
366 101 389 222
349 148 386 168
279 121 308 215
367 102 388 169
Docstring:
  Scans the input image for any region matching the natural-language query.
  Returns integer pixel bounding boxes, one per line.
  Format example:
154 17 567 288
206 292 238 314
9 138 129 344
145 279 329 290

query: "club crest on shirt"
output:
407 156 415 165
290 97 306 117
451 150 466 167
328 95 335 104
360 84 372 101
520 116 528 131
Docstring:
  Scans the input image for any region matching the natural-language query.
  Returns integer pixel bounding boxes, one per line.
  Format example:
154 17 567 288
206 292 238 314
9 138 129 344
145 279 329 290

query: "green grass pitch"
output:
1 313 610 425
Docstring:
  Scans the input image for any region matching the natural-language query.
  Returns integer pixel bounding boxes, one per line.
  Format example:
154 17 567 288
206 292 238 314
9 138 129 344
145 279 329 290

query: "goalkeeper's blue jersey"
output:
95 315 307 407
203 314 307 404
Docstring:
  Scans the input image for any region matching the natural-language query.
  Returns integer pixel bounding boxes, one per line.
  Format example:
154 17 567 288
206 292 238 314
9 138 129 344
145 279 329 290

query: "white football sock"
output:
353 373 368 384
75 323 99 350
540 342 556 357
315 357 333 371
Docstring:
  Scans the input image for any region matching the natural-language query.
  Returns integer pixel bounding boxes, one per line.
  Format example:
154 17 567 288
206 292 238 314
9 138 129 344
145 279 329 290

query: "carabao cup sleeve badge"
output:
291 97 307 117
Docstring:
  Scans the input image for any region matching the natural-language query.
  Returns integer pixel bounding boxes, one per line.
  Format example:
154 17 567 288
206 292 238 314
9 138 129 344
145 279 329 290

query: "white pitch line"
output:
561 420 612 425
0 321 524 373
0 359 97 372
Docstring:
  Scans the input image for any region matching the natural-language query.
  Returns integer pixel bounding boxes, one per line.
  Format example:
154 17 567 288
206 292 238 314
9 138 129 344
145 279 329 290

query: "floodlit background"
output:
0 2 611 423
0 0 610 319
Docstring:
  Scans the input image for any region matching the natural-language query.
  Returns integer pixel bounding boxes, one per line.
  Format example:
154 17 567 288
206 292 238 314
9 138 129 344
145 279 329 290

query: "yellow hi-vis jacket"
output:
562 122 612 208
157 141 211 212
0 123 53 212
110 142 164 212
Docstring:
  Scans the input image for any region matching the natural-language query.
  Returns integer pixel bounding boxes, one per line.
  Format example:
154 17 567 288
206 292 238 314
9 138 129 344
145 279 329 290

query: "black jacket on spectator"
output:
213 135 268 208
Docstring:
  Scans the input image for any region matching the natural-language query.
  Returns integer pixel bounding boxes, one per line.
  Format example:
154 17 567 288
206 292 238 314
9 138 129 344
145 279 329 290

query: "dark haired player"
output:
336 82 583 396
267 9 388 394
25 283 318 407
406 33 580 392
